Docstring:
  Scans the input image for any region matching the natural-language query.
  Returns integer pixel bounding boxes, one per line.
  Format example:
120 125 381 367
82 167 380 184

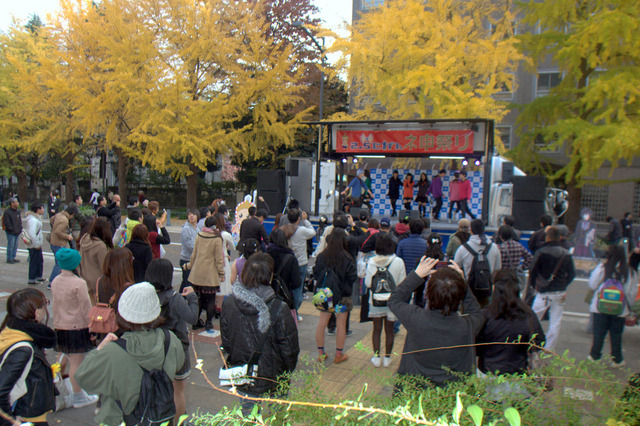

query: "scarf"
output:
1 319 56 351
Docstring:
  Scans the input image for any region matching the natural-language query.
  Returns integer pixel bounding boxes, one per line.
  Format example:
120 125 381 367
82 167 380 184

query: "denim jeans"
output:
49 244 63 282
590 313 625 363
28 248 43 282
293 264 307 311
6 232 18 262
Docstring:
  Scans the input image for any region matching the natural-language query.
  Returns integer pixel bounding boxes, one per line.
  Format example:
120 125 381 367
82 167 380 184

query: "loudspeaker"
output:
398 209 421 222
256 170 285 192
512 201 546 231
502 162 514 182
511 176 546 202
285 158 299 177
258 191 286 216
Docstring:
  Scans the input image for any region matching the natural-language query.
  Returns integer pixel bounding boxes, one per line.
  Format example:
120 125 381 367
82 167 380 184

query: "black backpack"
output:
115 329 176 426
463 242 493 299
370 263 397 307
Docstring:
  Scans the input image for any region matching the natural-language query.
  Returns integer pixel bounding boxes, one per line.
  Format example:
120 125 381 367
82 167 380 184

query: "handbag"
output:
53 354 74 411
88 279 117 334
219 300 280 387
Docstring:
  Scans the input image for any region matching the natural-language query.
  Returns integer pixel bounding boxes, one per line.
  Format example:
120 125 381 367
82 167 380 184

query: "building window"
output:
580 184 609 222
362 0 384 9
633 182 640 224
536 72 561 97
496 126 511 149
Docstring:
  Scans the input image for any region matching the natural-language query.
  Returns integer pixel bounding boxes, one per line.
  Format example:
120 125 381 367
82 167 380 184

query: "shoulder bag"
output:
535 254 566 291
88 279 117 334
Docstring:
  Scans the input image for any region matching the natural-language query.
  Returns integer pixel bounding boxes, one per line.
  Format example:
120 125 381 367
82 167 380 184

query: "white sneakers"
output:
72 390 99 409
371 356 392 368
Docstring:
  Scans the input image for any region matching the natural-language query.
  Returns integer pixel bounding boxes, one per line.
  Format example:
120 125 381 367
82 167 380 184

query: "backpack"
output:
113 223 127 248
463 242 493 299
271 257 294 309
115 330 175 426
21 229 32 246
597 277 626 316
313 266 341 312
370 261 397 307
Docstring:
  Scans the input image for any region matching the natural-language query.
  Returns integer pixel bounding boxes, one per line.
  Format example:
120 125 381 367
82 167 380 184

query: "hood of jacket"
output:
0 328 32 354
198 229 221 239
231 284 276 333
118 329 170 370
370 254 397 268
266 244 294 257
395 223 410 234
80 234 107 254
25 211 41 221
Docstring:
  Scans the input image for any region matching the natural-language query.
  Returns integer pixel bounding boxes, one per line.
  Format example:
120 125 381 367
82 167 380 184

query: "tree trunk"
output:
114 148 128 200
15 169 28 205
64 150 75 203
565 182 582 231
186 163 199 209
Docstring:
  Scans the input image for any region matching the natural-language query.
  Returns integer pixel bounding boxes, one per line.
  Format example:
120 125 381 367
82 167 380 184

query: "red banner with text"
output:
335 129 475 155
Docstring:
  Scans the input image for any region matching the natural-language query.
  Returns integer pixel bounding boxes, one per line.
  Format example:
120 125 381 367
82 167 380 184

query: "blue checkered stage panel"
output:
368 169 484 219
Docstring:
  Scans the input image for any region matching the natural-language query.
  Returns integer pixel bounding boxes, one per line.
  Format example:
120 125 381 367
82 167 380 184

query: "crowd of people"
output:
0 188 638 424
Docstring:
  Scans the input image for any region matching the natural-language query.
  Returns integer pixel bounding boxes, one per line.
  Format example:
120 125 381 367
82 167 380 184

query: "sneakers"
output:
611 360 626 368
334 352 349 364
586 355 598 362
382 356 392 368
346 330 353 337
36 278 48 284
370 356 382 368
27 281 38 286
327 329 335 336
297 315 303 322
73 391 99 408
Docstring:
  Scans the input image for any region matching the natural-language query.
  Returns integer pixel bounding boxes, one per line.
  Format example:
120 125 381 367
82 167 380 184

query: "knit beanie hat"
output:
118 282 161 324
55 248 81 271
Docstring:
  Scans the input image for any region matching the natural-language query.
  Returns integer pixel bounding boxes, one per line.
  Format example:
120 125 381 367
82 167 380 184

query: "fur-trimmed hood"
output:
231 283 276 333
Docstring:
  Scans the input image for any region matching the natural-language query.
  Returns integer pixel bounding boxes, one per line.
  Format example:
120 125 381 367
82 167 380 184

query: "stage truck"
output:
287 119 567 231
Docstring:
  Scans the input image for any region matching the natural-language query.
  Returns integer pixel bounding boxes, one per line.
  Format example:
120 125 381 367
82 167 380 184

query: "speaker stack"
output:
256 170 286 215
510 176 547 231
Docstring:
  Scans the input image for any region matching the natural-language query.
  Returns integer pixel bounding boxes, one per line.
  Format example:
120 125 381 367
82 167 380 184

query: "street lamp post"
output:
293 22 325 217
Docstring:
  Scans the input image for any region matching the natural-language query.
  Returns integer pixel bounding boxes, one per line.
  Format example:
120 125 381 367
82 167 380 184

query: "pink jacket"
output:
460 179 472 200
51 270 92 330
449 180 462 201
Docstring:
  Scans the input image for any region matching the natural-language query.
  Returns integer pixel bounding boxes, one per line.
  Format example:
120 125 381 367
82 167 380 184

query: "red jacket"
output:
460 179 472 200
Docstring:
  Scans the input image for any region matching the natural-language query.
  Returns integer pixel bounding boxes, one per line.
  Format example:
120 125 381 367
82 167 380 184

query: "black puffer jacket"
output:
126 238 153 283
0 321 56 424
528 241 576 293
221 284 299 396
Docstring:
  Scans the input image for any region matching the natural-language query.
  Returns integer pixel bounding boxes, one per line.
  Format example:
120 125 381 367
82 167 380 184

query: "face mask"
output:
583 215 589 221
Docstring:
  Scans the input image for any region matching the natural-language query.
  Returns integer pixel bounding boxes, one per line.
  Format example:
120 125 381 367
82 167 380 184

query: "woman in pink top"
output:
50 248 98 408
402 173 415 211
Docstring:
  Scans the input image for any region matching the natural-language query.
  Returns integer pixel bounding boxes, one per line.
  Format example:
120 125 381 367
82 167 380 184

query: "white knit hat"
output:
118 282 161 324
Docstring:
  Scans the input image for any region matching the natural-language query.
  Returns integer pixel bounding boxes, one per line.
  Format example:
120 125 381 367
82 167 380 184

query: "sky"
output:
0 0 352 37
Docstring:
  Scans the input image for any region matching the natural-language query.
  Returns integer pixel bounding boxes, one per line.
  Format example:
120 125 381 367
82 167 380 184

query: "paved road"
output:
0 217 638 424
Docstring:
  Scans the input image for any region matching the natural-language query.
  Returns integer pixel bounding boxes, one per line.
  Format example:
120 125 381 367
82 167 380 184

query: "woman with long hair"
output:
183 216 225 331
50 248 98 408
221 253 299 415
424 233 445 261
266 228 301 313
79 217 114 304
446 218 471 259
97 247 135 314
126 224 153 283
145 259 198 424
214 213 235 306
143 215 171 259
0 289 57 425
313 229 357 364
402 173 415 211
588 245 640 367
476 270 545 375
364 233 406 368
415 172 430 218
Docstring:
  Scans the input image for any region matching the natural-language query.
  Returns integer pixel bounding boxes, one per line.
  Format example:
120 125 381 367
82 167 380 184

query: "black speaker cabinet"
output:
349 207 370 220
285 158 299 177
258 191 286 216
511 176 546 202
398 209 421 222
256 170 285 192
512 200 546 231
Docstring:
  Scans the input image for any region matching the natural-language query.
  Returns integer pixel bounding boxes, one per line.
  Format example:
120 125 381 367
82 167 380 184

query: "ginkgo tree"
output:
511 0 640 225
333 0 523 124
